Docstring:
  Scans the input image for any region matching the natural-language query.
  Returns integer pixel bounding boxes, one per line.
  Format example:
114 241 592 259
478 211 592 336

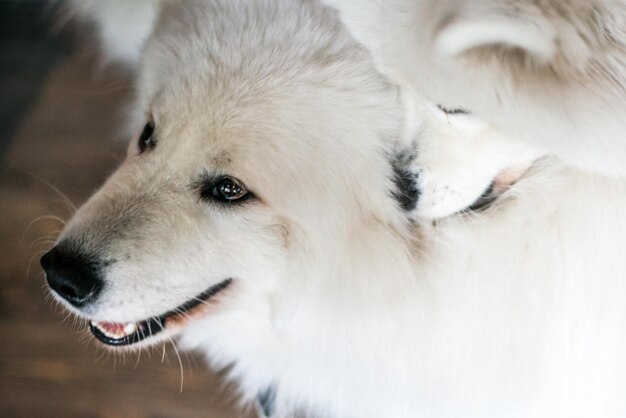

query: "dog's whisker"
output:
172 307 195 322
43 292 53 304
147 318 154 338
29 235 59 250
154 320 172 366
188 351 200 370
26 249 53 281
139 324 147 346
181 350 196 377
168 337 185 393
190 296 213 306
18 168 77 211
95 348 107 363
61 311 73 324
47 198 78 216
156 317 165 330
20 215 67 247
29 233 59 246
134 347 142 370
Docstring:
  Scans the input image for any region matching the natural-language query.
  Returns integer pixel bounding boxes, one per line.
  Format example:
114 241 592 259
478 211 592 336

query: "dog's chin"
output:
88 278 232 348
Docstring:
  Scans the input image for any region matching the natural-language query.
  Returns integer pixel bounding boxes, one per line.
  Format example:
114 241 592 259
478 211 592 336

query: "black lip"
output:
89 278 232 346
466 181 497 212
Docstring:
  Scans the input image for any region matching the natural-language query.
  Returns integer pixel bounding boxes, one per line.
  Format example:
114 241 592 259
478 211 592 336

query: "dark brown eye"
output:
138 121 155 154
209 176 249 203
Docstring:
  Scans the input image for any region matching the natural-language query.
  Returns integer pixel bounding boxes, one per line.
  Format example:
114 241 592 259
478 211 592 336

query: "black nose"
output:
41 245 103 307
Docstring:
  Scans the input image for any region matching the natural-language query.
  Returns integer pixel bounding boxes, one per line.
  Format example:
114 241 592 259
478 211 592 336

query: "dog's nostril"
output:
41 244 103 308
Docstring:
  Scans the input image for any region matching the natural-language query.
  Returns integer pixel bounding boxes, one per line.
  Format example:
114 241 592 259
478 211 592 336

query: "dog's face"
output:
42 0 413 349
413 103 542 219
41 0 540 351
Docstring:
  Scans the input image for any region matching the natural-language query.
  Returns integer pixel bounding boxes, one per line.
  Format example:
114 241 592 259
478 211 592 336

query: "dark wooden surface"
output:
0 46 252 418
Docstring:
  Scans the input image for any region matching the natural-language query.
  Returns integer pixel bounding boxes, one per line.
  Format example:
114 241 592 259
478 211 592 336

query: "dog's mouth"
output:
89 278 232 346
466 165 533 213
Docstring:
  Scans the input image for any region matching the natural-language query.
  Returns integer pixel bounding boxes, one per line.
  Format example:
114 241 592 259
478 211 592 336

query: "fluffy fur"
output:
323 0 626 175
50 1 626 417
74 0 626 175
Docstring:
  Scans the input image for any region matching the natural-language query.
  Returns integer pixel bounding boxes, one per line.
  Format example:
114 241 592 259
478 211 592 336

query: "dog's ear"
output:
433 0 557 63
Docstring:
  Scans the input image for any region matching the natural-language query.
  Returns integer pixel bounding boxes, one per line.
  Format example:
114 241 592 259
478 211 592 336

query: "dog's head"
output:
42 0 411 349
41 0 539 351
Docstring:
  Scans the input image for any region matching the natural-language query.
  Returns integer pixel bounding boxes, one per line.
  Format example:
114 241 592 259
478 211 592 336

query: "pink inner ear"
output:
434 15 556 62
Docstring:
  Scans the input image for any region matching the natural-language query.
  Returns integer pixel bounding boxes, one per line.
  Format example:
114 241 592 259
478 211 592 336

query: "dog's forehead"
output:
149 96 287 167
131 0 405 197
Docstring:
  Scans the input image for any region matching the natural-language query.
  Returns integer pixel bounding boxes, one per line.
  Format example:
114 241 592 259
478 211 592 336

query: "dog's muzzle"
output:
42 243 233 347
87 278 232 346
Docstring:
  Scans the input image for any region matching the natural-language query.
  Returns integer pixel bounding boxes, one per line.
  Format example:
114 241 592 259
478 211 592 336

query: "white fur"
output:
72 0 625 174
436 15 557 61
323 0 626 175
411 100 543 218
53 1 626 417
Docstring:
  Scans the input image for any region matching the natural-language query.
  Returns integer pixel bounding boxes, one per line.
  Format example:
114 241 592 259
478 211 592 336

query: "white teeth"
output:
91 321 139 339
123 323 137 335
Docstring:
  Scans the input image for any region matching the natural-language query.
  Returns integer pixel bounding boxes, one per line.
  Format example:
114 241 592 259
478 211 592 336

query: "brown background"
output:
0 3 250 417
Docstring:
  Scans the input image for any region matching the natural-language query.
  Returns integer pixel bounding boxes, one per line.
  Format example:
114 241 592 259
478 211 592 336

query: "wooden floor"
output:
0 51 252 417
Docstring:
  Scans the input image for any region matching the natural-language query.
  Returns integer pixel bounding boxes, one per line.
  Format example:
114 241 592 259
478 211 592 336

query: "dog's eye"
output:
137 121 156 154
205 176 249 203
436 105 469 115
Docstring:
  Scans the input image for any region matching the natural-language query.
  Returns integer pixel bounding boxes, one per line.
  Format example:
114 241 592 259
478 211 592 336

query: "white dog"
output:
43 1 626 417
